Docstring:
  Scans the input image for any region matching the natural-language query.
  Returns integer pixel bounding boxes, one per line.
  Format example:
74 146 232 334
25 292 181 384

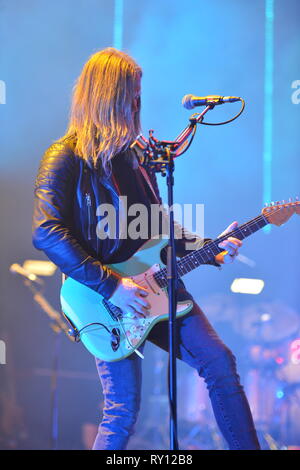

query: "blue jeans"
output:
93 286 260 450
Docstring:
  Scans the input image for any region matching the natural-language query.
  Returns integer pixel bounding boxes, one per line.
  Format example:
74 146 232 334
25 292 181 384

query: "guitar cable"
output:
71 322 113 342
71 318 144 359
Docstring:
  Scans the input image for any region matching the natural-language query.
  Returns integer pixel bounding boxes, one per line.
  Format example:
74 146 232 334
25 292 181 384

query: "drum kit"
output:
179 295 300 448
134 295 300 450
240 300 300 446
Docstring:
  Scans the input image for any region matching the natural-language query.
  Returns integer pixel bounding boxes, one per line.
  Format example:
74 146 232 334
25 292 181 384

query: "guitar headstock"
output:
262 198 300 226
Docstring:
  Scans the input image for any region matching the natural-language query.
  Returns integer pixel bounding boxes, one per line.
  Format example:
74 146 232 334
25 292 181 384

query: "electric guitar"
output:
60 200 300 362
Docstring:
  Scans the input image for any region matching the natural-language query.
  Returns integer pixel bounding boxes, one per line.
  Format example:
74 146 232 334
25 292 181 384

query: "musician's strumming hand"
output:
215 221 242 265
109 277 151 318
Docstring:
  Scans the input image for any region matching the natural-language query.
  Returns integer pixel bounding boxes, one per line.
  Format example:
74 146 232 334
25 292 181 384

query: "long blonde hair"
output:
61 48 142 174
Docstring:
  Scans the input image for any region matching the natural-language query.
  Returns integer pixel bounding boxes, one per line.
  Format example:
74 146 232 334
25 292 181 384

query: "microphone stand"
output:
166 147 178 450
138 104 214 450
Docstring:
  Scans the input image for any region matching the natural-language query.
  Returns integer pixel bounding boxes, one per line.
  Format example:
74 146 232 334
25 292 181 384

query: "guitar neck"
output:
154 213 269 287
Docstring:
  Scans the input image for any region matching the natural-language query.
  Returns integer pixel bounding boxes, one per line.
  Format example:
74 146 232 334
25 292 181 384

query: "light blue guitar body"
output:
60 237 193 361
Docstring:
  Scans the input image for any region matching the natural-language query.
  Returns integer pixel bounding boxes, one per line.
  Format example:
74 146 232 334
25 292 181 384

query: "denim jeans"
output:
93 285 260 450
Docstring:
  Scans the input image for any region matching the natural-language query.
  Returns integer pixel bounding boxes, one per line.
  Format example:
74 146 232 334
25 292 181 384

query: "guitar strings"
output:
102 211 280 319
153 204 293 284
154 213 268 283
106 205 294 309
125 215 268 289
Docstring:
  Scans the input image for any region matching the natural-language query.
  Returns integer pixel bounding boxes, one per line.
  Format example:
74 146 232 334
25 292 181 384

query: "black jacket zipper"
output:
85 192 92 240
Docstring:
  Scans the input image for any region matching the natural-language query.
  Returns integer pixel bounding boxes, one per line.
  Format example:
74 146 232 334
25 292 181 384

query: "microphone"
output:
182 94 241 110
9 263 44 285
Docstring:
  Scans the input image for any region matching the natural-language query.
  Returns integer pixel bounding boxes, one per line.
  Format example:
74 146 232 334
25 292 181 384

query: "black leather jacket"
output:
32 136 217 300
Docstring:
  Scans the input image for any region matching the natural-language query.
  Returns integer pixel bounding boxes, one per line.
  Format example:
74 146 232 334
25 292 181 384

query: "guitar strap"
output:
138 165 160 204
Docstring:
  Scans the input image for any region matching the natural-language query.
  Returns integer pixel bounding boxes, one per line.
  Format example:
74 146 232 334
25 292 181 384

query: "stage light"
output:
261 313 271 322
290 339 300 365
23 259 57 276
230 278 265 295
263 0 275 233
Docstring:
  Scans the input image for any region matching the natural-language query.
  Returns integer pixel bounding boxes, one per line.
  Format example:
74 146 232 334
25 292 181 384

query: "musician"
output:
32 48 260 450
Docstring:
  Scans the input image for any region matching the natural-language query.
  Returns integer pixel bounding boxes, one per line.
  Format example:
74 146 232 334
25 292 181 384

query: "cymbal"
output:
277 362 300 384
239 301 300 343
200 293 238 323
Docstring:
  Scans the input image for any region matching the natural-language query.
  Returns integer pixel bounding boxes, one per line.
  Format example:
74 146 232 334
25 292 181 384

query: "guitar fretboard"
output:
154 213 269 288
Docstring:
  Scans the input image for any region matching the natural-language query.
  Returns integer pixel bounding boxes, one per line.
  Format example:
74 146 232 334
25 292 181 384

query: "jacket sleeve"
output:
146 166 221 266
32 141 120 299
